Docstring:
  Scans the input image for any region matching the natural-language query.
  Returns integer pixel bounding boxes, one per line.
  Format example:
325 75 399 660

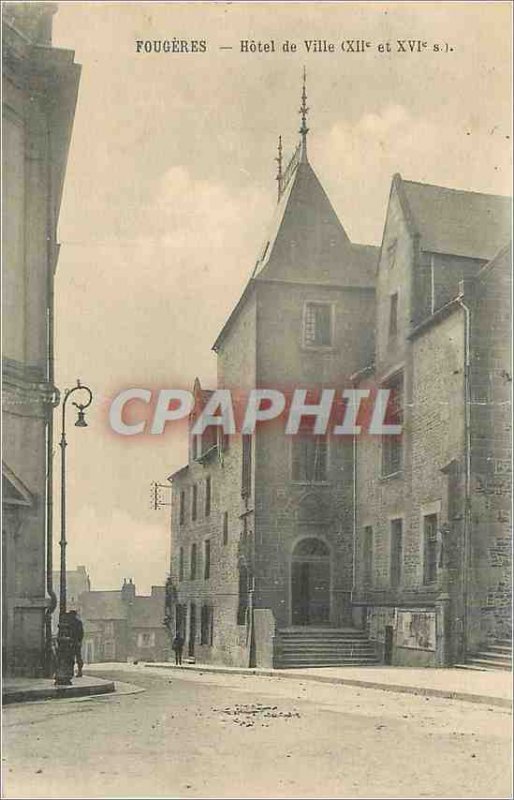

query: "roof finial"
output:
299 66 309 154
275 135 283 201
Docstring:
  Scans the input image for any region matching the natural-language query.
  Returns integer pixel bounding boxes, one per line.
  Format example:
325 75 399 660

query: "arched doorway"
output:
291 538 330 625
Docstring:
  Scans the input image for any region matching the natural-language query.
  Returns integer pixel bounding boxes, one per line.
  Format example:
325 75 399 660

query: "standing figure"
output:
172 632 184 665
68 610 84 677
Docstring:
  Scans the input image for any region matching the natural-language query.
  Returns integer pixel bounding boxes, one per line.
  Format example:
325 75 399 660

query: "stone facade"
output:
352 177 511 667
2 3 80 676
166 130 511 668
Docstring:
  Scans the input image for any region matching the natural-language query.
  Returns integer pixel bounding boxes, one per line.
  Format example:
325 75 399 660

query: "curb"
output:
145 663 512 710
2 680 115 705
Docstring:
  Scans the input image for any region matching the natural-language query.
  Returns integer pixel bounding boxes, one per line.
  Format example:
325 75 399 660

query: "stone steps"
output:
274 627 378 669
455 638 512 672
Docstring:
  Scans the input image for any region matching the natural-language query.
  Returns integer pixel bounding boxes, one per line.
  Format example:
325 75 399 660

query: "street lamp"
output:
54 379 93 686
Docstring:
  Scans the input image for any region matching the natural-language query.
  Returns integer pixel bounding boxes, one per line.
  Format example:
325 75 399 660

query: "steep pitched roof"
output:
79 591 127 620
398 175 512 261
213 145 377 350
253 152 376 286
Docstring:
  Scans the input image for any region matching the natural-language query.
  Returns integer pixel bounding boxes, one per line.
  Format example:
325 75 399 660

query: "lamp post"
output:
54 379 93 686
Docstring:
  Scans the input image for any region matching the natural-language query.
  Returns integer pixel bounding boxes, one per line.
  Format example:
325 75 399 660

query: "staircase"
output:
274 627 379 669
455 638 512 671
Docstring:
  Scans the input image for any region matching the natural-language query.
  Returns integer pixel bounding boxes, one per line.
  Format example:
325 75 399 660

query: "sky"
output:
51 1 512 594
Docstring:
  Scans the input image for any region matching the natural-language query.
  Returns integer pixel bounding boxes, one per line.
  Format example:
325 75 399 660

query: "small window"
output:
200 605 213 645
192 484 198 521
292 434 328 483
190 543 197 580
179 547 184 581
388 292 398 339
304 302 333 347
363 526 373 587
204 539 211 580
382 373 403 476
205 477 211 517
179 491 185 526
386 239 397 269
390 518 403 588
223 511 229 545
423 514 438 584
138 632 155 648
242 435 252 498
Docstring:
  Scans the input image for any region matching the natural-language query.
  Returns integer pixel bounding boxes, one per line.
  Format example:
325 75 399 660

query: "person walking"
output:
68 610 84 677
172 632 184 665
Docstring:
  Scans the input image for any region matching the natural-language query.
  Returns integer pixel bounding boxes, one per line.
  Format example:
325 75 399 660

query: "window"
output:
292 434 328 483
190 543 197 580
103 641 115 660
179 491 185 526
382 373 403 476
223 511 229 545
386 238 397 269
237 563 249 626
137 631 155 648
388 292 398 339
204 539 211 580
304 302 333 347
192 484 198 521
242 435 252 498
179 547 184 581
390 518 403 588
423 514 438 584
200 605 213 645
363 526 373 588
205 477 211 517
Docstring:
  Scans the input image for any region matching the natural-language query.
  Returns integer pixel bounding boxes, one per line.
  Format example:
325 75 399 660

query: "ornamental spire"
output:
299 66 309 158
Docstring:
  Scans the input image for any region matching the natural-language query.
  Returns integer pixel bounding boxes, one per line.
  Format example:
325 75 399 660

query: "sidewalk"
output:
2 675 115 705
146 662 513 709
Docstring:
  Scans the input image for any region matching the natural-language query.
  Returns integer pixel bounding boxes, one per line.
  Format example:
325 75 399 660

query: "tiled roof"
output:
131 589 165 629
79 591 127 620
213 148 378 350
399 176 512 261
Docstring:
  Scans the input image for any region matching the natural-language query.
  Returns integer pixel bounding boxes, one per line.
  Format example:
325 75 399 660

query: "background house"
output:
78 579 170 664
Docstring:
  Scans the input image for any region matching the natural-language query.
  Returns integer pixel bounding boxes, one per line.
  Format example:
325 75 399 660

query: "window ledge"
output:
379 470 403 482
300 345 335 353
291 480 330 487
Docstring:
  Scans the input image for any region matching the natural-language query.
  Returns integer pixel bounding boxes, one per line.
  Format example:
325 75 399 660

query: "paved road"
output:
3 664 512 799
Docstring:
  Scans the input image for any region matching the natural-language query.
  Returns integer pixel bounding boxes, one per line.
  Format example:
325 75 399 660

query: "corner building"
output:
168 93 511 670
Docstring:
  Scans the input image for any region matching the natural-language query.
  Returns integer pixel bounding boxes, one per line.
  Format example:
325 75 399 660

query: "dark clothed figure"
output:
68 610 84 677
172 633 184 665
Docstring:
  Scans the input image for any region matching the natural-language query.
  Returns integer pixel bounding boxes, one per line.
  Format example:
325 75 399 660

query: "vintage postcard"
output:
2 2 512 798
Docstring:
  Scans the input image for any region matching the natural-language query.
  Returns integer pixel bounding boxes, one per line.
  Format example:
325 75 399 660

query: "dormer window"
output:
304 302 333 348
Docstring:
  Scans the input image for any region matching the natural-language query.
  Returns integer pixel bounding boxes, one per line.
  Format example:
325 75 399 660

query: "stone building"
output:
351 177 511 668
79 580 170 664
167 83 511 670
2 3 80 676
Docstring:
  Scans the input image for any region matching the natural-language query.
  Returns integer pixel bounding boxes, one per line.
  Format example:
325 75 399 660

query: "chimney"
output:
121 577 136 604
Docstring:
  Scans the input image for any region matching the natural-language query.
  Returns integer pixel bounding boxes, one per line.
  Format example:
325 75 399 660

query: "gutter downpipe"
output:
350 387 358 622
44 117 59 675
456 285 471 660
